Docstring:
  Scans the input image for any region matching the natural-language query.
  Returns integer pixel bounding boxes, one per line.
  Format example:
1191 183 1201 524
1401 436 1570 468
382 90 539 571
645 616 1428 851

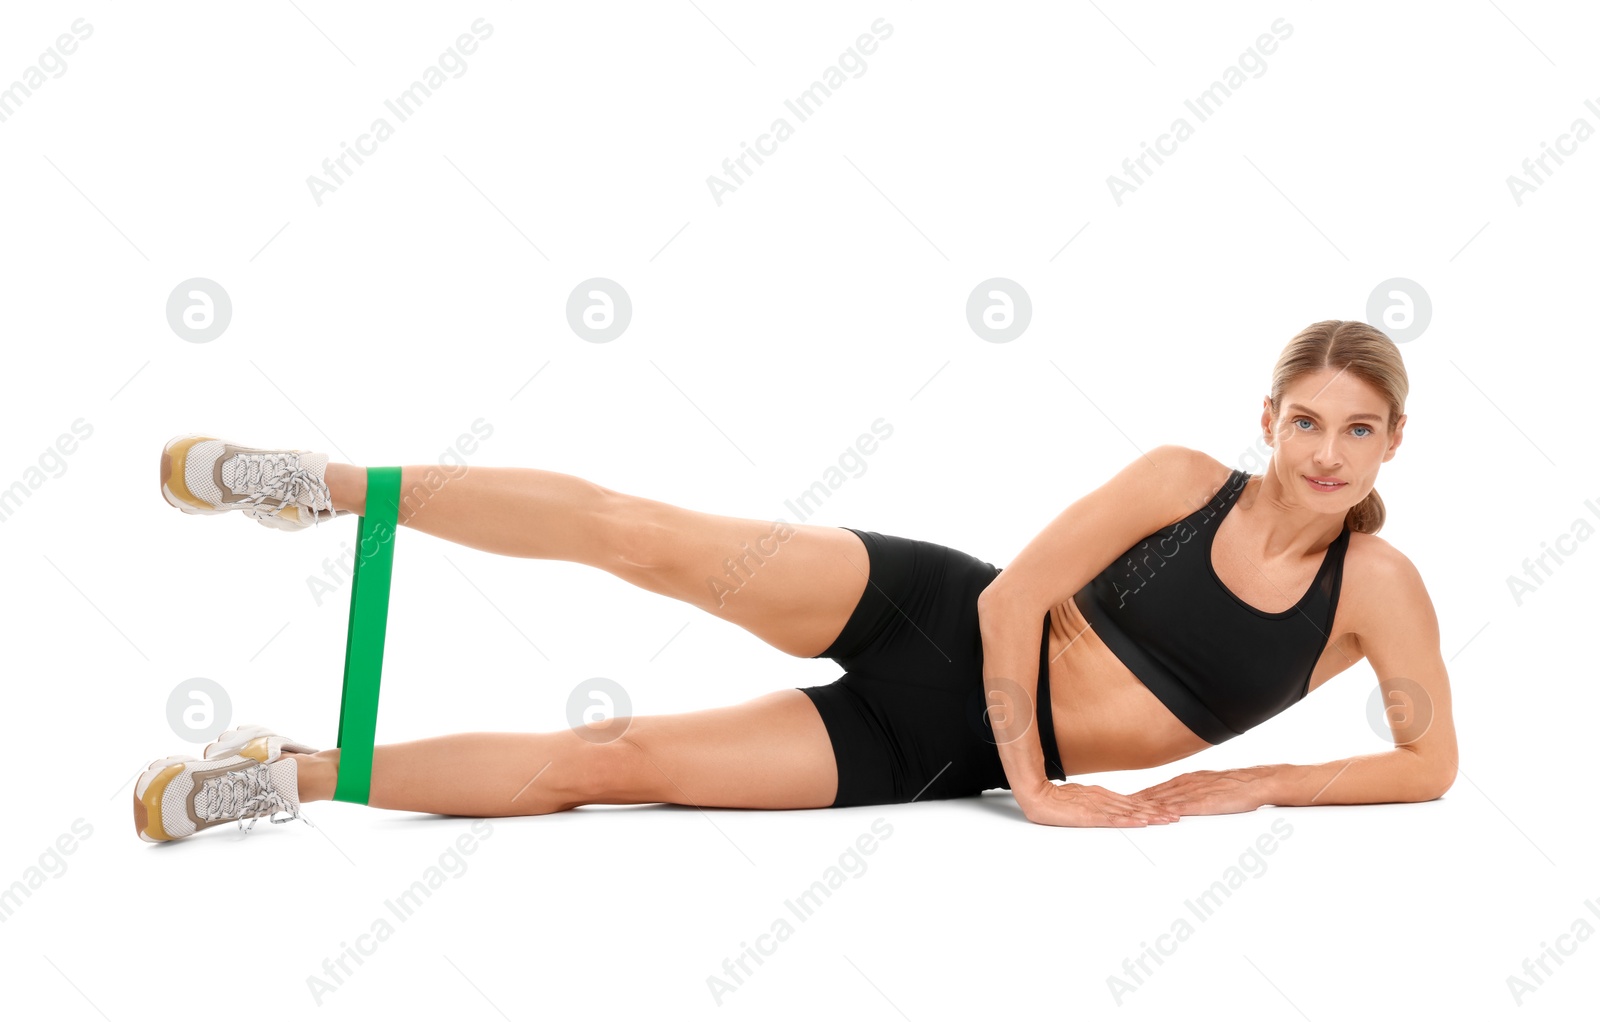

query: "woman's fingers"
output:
1045 782 1180 826
1090 790 1179 824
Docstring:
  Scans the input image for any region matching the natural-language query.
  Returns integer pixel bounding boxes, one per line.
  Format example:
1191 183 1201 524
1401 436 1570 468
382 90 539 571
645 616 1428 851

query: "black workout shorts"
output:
799 527 1066 808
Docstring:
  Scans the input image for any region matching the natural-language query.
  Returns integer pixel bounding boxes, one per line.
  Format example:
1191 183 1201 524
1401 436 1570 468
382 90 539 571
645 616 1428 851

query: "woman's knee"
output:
591 490 677 574
544 720 655 805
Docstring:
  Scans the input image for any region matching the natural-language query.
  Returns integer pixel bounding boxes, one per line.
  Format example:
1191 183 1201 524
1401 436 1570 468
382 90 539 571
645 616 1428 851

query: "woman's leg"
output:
323 463 870 659
290 689 838 814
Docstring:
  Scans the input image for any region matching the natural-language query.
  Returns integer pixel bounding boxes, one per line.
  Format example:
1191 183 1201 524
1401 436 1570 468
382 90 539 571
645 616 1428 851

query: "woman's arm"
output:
1130 748 1451 816
977 445 1218 826
1261 744 1453 805
979 595 1176 826
1135 540 1458 814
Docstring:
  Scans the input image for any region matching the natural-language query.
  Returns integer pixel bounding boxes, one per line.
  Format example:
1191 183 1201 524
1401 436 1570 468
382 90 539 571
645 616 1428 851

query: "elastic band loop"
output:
332 466 401 805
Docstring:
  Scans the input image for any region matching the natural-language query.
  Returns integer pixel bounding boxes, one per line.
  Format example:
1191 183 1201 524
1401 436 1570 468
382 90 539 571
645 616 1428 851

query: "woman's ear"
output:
1384 412 1406 461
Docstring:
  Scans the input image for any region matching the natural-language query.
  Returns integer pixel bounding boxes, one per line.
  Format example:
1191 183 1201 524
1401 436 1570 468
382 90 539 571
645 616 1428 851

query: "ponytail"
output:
1345 487 1384 535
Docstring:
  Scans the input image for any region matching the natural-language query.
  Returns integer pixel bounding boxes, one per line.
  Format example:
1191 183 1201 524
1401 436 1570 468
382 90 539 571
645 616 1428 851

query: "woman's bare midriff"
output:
1043 599 1363 776
1043 594 1215 774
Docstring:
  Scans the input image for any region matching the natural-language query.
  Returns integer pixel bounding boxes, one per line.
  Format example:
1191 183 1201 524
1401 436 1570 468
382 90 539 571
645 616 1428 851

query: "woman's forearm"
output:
976 594 1052 809
1256 748 1456 806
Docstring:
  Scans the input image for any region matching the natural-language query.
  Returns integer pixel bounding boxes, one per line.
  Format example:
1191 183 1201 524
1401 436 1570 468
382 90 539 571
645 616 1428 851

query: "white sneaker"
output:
203 724 320 762
133 751 309 843
160 434 340 531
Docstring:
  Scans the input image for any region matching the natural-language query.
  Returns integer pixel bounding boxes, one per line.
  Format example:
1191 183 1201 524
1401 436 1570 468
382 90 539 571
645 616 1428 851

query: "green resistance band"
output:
333 466 401 805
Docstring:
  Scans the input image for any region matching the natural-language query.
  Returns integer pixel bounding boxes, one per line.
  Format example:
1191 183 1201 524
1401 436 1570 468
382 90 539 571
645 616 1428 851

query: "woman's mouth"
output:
1304 475 1346 492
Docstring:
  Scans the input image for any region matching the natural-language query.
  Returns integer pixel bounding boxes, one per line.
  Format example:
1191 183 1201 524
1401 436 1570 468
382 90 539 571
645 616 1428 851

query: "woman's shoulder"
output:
1133 445 1238 526
1144 444 1235 494
1340 530 1433 629
1344 529 1415 577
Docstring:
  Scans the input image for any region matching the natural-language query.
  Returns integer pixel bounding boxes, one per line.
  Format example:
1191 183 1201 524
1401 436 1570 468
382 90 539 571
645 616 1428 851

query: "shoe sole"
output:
205 725 319 763
160 434 225 516
133 755 195 843
203 724 277 762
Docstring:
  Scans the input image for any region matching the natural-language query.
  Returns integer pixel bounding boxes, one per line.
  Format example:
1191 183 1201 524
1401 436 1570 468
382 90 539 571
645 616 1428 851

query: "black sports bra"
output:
1072 468 1351 744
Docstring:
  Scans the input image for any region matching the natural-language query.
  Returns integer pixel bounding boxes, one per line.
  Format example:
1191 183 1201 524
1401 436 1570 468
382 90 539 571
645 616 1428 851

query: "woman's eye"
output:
1293 417 1371 437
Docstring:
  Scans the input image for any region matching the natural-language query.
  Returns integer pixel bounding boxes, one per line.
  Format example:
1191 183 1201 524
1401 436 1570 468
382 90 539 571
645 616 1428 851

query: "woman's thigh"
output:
578 689 840 809
605 496 871 660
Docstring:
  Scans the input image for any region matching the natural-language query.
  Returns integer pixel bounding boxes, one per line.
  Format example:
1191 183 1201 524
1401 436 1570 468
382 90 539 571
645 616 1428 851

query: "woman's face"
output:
1261 368 1404 508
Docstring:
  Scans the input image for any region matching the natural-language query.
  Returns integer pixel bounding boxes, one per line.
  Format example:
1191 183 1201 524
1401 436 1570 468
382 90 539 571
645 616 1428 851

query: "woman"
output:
134 319 1457 841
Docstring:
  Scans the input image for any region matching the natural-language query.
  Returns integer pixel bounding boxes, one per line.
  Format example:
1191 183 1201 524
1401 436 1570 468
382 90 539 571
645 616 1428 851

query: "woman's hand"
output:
1130 767 1273 817
1017 781 1180 827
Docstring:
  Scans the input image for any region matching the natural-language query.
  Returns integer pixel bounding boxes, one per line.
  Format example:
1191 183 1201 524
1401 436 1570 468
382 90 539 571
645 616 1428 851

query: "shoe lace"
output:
232 452 333 527
196 762 315 835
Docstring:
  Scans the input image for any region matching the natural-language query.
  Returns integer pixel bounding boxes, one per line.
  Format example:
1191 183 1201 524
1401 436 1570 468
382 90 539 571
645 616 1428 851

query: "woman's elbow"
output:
976 583 1045 632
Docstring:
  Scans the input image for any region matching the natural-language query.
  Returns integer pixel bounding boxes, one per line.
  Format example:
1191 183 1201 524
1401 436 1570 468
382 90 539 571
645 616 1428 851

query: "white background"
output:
2 2 1597 1019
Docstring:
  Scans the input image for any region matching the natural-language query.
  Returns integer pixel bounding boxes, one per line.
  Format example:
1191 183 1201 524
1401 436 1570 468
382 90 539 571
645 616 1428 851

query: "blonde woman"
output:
134 319 1455 841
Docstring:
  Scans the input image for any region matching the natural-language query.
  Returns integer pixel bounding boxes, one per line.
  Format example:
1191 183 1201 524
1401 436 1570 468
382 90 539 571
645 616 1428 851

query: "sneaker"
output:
160 434 340 531
133 751 309 843
203 724 320 763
